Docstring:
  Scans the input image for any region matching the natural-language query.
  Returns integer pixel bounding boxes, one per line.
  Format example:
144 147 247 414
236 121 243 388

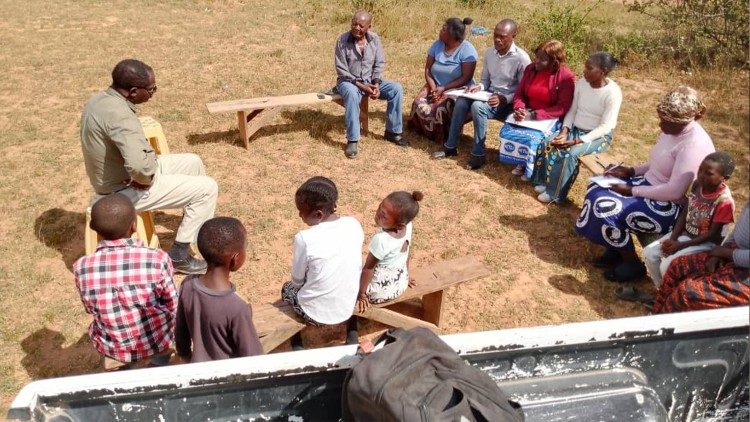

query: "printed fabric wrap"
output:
498 120 561 178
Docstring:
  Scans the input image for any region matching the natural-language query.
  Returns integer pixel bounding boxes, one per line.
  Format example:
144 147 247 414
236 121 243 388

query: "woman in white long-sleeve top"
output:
532 52 622 203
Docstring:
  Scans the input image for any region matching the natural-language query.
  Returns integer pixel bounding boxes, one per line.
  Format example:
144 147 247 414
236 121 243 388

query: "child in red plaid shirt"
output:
74 193 177 369
175 217 262 362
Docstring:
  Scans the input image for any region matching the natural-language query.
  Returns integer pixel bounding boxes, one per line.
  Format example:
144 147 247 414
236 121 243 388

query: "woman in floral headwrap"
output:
575 86 716 282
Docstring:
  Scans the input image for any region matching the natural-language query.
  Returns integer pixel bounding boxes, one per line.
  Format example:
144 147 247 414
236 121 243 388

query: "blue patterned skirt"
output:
574 176 681 251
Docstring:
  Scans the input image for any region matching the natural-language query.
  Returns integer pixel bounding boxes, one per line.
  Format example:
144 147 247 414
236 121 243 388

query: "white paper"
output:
505 114 559 135
445 88 492 102
590 175 626 188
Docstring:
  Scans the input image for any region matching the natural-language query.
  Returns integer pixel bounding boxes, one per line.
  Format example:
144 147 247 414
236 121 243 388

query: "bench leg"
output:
422 291 444 327
357 307 440 333
237 107 282 149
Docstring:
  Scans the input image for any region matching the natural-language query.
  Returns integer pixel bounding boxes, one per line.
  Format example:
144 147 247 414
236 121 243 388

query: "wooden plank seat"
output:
355 256 490 333
579 152 619 175
251 256 489 352
206 92 369 148
252 301 306 354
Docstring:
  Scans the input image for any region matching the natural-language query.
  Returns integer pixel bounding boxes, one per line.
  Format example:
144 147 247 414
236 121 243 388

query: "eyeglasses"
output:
135 85 158 95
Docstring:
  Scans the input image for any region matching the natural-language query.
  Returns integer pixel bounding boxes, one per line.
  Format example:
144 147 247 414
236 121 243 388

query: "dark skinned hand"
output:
551 138 579 148
487 94 506 107
129 180 151 190
660 239 683 256
603 165 634 179
705 256 722 273
710 245 735 260
355 296 370 313
610 183 633 196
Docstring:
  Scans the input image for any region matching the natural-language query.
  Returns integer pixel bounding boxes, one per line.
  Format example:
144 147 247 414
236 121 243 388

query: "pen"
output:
603 162 623 175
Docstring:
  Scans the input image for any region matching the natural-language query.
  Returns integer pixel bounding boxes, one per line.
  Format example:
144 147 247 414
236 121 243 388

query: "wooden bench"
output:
206 92 369 148
251 256 489 352
253 301 306 353
356 256 490 333
579 152 619 175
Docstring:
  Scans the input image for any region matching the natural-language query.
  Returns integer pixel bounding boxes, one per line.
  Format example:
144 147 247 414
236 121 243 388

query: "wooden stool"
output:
85 208 160 255
138 116 171 155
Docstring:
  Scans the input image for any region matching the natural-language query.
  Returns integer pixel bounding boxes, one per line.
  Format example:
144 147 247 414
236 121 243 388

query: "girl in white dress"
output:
356 191 424 312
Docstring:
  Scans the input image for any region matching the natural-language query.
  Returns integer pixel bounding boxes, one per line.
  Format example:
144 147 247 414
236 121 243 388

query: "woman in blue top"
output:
408 17 478 144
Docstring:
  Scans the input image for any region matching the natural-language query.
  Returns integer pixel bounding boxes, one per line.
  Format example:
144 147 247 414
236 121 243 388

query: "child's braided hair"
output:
295 176 338 213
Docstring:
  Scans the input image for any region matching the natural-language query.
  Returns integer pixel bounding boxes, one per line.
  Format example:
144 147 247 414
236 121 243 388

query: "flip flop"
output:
615 286 655 310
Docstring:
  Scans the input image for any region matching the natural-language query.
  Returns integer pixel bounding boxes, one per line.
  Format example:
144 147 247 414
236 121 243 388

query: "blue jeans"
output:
535 127 612 202
445 97 513 157
336 79 403 142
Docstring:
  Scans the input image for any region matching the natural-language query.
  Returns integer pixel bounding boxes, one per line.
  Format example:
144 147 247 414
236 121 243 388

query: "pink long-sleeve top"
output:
631 121 715 202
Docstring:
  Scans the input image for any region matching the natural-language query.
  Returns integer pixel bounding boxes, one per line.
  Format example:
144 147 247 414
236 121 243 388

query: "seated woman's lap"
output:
654 252 750 313
575 177 681 251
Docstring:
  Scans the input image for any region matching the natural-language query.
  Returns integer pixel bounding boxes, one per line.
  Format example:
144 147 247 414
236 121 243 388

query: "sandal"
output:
604 260 646 282
615 286 654 303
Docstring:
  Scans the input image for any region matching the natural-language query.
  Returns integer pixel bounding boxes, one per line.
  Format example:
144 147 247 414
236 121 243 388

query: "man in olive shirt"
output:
80 59 217 274
334 10 407 158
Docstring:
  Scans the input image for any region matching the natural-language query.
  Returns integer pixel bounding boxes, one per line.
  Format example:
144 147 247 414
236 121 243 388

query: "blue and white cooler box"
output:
498 118 561 179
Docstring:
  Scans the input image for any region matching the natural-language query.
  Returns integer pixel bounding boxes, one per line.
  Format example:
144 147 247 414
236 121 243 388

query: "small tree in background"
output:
626 0 749 68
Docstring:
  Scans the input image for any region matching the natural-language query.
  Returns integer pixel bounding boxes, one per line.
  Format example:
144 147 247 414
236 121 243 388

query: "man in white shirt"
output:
434 19 531 170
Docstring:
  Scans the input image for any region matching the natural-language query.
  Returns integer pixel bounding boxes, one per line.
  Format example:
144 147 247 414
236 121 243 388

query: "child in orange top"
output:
642 152 736 286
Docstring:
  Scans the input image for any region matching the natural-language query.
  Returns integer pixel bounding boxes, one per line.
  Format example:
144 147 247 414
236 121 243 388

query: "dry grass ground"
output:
0 0 747 414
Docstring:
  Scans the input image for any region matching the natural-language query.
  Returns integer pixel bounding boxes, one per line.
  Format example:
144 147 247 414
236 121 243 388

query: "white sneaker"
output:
534 185 546 194
520 174 530 182
511 164 524 176
537 192 553 203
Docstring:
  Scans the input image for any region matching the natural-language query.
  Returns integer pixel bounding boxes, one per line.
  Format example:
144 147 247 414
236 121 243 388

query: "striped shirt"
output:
74 238 176 362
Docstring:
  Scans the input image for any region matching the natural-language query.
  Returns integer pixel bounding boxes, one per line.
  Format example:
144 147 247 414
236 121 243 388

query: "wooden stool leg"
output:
422 291 444 327
237 107 282 149
139 211 160 249
84 207 99 255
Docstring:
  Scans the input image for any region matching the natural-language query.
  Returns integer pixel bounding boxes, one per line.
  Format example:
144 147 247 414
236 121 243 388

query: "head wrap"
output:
656 86 706 124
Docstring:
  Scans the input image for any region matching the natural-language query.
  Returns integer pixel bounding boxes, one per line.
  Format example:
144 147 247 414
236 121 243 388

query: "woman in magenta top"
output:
510 39 575 178
575 86 716 282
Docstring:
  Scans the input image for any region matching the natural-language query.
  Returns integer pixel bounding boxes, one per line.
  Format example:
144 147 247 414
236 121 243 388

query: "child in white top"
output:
356 191 424 313
281 176 364 350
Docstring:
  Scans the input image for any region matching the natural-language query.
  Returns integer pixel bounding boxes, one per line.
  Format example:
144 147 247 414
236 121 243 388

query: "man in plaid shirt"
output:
74 193 177 367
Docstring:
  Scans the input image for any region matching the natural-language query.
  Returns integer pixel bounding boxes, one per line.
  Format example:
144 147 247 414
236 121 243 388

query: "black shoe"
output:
345 142 358 158
384 131 409 147
171 255 207 275
604 260 647 282
432 147 457 159
466 155 486 170
592 248 622 268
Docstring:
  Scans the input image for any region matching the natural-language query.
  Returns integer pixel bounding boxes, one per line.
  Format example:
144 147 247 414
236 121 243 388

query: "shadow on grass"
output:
34 208 86 272
188 109 431 155
188 109 346 151
501 205 594 269
20 328 100 379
